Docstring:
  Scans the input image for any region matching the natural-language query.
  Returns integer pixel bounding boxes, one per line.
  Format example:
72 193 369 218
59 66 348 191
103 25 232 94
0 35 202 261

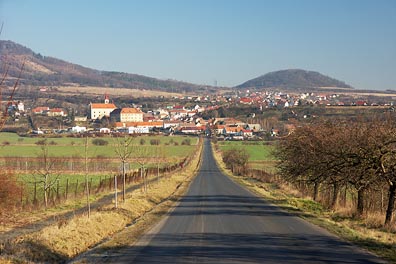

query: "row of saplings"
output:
275 114 396 226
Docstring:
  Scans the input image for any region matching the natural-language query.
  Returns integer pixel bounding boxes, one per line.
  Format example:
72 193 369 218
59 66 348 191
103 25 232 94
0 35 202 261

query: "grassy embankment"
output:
0 137 203 263
213 141 396 263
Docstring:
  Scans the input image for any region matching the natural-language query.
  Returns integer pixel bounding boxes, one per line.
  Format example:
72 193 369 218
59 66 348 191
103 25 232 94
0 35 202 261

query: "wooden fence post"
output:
65 178 69 200
33 181 37 206
75 179 79 197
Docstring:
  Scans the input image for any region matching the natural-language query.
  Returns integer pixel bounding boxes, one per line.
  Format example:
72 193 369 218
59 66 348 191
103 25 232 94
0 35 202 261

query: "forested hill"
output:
0 40 211 93
236 69 353 90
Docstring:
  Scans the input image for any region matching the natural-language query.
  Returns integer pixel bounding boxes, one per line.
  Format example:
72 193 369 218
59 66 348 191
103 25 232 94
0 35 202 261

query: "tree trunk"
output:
44 183 48 208
356 188 365 218
313 182 320 201
385 182 396 226
122 161 126 202
330 182 339 209
114 175 118 209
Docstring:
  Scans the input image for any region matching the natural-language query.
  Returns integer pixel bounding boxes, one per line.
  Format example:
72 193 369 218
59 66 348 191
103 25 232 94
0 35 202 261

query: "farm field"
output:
0 133 198 158
217 141 277 173
0 133 200 206
217 141 275 161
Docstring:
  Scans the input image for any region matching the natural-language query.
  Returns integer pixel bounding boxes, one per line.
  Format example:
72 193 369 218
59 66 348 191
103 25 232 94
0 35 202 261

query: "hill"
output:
0 40 211 93
236 69 353 91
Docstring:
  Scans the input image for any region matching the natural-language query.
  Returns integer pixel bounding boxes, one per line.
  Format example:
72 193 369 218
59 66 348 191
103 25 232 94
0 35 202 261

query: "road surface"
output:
106 138 385 263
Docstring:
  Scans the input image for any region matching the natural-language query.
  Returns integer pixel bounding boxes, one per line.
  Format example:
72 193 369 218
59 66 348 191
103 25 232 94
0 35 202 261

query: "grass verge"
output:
212 142 396 263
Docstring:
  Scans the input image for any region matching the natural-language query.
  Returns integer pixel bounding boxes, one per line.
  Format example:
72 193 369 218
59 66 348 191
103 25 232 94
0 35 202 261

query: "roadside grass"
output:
0 139 203 263
212 142 396 263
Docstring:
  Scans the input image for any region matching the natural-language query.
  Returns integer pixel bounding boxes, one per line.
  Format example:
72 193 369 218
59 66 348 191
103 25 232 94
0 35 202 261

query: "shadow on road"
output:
109 232 381 263
170 195 294 217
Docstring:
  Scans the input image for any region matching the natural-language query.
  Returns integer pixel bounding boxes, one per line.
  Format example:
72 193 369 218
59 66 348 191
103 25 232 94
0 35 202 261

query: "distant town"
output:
4 87 395 140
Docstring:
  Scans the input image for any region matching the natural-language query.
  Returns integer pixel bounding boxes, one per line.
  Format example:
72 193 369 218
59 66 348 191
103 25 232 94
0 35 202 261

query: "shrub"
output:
35 139 47 145
140 138 146 145
150 139 160 145
0 170 23 209
181 138 191 145
2 141 10 146
91 138 108 146
222 147 249 175
49 140 57 145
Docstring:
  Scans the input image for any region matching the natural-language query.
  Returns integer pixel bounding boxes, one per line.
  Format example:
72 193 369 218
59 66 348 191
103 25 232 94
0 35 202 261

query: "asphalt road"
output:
111 138 385 263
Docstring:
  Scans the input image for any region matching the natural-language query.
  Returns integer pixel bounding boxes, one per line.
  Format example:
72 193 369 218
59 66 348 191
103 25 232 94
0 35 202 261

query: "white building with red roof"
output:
110 108 143 122
89 94 117 120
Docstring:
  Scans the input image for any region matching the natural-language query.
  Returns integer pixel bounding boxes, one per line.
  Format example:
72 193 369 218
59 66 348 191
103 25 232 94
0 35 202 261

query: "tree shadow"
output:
95 232 384 263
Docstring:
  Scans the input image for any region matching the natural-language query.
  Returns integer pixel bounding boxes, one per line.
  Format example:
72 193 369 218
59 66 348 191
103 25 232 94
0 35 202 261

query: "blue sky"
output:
0 0 395 90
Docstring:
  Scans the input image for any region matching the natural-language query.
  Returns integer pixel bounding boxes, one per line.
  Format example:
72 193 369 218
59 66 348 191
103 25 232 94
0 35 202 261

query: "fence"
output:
2 156 191 210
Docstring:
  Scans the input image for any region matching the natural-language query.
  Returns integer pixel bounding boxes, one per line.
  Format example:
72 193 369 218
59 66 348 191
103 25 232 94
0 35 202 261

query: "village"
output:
4 88 395 140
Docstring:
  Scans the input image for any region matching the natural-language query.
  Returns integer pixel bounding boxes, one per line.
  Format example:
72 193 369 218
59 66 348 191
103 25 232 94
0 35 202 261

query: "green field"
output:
0 132 200 204
0 133 198 158
217 141 277 173
217 141 275 161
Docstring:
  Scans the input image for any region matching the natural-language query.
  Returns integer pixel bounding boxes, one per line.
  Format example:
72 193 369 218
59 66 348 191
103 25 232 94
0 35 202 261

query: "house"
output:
223 126 243 136
17 101 25 112
169 109 188 119
32 106 50 114
242 129 253 138
214 124 226 135
99 128 111 133
114 121 163 130
163 121 183 129
110 108 143 122
71 126 86 133
247 124 262 132
356 100 368 106
89 94 117 120
47 108 67 117
126 126 150 134
180 126 204 134
74 116 88 122
240 97 253 105
271 128 280 137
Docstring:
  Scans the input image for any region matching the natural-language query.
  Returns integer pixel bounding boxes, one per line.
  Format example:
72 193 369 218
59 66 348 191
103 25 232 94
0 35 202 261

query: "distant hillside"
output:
237 69 353 90
0 40 211 93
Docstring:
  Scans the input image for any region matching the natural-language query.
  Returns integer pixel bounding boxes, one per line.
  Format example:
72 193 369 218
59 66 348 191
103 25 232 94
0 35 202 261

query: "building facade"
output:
90 95 116 120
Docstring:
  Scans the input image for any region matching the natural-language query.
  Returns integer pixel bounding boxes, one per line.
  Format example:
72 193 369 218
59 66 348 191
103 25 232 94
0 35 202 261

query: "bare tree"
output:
113 134 134 202
134 145 150 193
276 117 396 223
34 140 60 208
155 144 165 182
84 135 91 217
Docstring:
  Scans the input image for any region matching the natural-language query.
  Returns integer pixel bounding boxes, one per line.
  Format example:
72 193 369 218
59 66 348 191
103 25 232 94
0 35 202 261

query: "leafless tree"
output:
84 135 91 217
134 145 150 193
113 134 134 202
34 140 60 208
154 144 165 182
276 116 396 224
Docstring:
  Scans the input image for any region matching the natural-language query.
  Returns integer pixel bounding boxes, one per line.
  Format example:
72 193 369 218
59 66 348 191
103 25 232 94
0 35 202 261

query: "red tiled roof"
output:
121 108 142 113
91 103 116 109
